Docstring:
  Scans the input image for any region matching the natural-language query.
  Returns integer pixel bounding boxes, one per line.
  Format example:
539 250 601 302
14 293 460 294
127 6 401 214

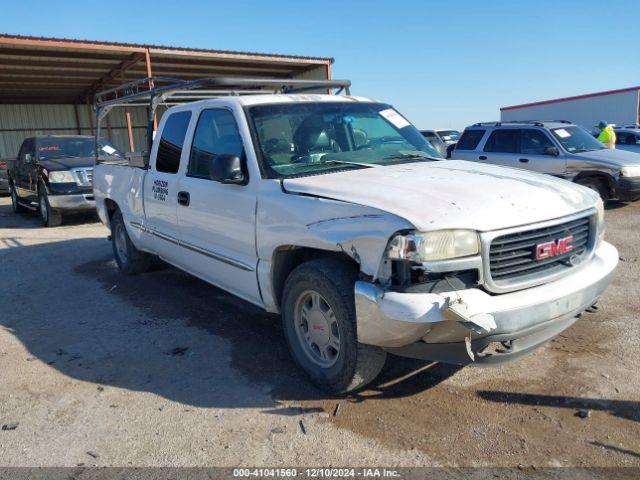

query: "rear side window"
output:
456 129 485 150
484 129 519 153
156 111 192 174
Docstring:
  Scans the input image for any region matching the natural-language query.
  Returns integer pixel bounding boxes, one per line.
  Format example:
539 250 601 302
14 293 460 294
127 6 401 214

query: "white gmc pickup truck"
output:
93 78 618 393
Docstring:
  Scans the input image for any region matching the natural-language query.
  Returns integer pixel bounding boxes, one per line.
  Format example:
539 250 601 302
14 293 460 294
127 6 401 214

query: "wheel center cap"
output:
307 310 330 346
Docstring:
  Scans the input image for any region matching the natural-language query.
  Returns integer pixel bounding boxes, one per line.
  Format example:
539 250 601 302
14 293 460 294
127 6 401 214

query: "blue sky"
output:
1 0 639 129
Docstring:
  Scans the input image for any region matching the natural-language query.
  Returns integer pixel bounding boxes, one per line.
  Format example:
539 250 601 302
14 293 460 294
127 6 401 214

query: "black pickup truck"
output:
8 135 123 226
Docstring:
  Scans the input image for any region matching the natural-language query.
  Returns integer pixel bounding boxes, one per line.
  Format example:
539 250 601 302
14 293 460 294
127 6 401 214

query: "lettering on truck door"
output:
142 110 193 262
176 107 261 305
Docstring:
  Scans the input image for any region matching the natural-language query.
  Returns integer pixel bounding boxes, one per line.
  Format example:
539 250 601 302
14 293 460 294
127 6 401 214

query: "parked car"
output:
451 121 640 202
436 129 461 146
94 79 617 393
419 130 448 157
0 158 10 195
8 135 123 226
613 128 640 153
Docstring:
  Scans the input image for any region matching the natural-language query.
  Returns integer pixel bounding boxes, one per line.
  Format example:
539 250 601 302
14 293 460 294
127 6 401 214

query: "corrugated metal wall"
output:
0 104 149 159
501 90 640 131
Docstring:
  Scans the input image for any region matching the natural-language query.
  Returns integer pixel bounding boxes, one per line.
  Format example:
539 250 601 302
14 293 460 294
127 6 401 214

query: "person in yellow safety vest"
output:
597 120 617 149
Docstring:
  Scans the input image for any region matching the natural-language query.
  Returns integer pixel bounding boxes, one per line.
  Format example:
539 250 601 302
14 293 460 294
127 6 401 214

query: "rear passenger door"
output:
480 129 520 168
175 107 260 305
518 129 566 175
143 110 193 260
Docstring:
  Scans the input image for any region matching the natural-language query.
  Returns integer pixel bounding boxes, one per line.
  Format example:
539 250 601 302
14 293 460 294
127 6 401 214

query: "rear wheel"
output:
282 258 387 393
111 210 152 275
10 184 28 213
576 177 609 202
38 188 62 227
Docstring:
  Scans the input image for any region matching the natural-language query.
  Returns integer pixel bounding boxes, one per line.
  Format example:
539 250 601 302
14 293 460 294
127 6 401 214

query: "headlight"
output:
621 166 640 177
387 229 480 262
48 170 75 183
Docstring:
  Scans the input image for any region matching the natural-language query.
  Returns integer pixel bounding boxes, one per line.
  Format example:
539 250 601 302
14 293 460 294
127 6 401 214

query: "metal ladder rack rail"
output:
94 76 352 157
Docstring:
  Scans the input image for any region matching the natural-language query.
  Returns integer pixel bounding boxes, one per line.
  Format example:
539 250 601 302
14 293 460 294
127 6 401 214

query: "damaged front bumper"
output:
354 241 618 365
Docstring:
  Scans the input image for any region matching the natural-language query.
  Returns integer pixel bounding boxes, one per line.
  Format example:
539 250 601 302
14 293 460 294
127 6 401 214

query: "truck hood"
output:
282 160 598 232
39 156 95 171
572 147 640 167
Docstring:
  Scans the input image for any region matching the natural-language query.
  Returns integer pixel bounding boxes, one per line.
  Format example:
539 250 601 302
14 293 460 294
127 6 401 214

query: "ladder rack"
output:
94 76 352 155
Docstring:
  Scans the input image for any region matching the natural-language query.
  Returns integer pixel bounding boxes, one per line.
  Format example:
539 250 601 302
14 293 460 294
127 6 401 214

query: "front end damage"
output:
354 238 619 366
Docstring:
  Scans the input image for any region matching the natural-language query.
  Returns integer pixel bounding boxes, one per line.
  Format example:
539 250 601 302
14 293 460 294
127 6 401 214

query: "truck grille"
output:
73 168 93 187
488 215 592 285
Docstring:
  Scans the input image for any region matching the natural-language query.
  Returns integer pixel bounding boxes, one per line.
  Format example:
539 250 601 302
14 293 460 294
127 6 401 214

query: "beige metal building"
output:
0 34 333 158
500 86 640 131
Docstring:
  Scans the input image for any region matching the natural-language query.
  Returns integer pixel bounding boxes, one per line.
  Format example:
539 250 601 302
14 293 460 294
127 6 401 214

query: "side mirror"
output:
24 153 33 163
544 146 560 157
209 154 245 184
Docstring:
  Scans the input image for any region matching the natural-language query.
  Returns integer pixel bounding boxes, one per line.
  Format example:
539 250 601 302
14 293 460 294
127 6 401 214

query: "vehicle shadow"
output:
0 236 459 411
477 390 640 423
605 200 629 210
0 201 99 229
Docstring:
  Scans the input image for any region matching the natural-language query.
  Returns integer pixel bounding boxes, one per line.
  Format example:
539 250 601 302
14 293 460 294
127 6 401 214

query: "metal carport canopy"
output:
0 34 334 104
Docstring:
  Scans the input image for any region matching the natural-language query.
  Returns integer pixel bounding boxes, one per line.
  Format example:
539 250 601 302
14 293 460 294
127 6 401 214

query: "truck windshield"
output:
37 138 123 161
551 126 606 153
247 102 442 178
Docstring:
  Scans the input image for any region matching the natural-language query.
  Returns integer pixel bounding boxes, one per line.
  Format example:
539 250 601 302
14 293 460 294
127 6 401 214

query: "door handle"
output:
519 158 529 163
479 155 487 160
177 191 190 206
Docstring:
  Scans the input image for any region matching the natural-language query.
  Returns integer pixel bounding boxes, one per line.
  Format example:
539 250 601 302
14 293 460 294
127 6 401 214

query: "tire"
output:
282 258 387 393
10 184 28 213
110 209 152 275
576 177 609 202
38 187 62 227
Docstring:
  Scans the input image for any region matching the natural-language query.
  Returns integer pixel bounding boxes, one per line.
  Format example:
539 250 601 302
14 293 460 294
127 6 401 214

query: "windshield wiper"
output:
383 152 441 162
319 159 376 168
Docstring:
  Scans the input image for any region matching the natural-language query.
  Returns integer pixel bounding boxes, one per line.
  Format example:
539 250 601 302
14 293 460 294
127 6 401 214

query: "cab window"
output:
156 111 192 174
18 140 33 163
188 109 244 179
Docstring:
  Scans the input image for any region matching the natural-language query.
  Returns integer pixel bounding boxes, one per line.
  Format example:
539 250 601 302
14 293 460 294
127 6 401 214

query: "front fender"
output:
256 183 412 312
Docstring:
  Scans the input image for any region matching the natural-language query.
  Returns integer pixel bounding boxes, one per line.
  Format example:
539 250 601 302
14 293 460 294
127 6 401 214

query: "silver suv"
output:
452 120 640 202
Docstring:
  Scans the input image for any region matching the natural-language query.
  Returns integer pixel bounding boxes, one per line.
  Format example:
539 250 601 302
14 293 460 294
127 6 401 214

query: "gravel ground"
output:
0 196 638 468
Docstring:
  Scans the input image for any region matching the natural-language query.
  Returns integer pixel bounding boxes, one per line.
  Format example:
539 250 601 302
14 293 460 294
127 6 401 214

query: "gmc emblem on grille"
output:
536 235 574 260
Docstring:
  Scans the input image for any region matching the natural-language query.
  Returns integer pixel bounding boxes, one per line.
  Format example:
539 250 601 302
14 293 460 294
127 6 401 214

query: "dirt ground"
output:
0 196 638 468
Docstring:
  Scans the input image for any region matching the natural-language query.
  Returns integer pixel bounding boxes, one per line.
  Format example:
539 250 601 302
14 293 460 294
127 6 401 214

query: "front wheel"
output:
282 258 387 393
576 177 609 202
10 184 28 213
39 188 62 227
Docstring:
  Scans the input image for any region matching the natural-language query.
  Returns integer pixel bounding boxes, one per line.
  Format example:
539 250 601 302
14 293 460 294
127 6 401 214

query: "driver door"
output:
176 107 260 305
518 129 566 176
